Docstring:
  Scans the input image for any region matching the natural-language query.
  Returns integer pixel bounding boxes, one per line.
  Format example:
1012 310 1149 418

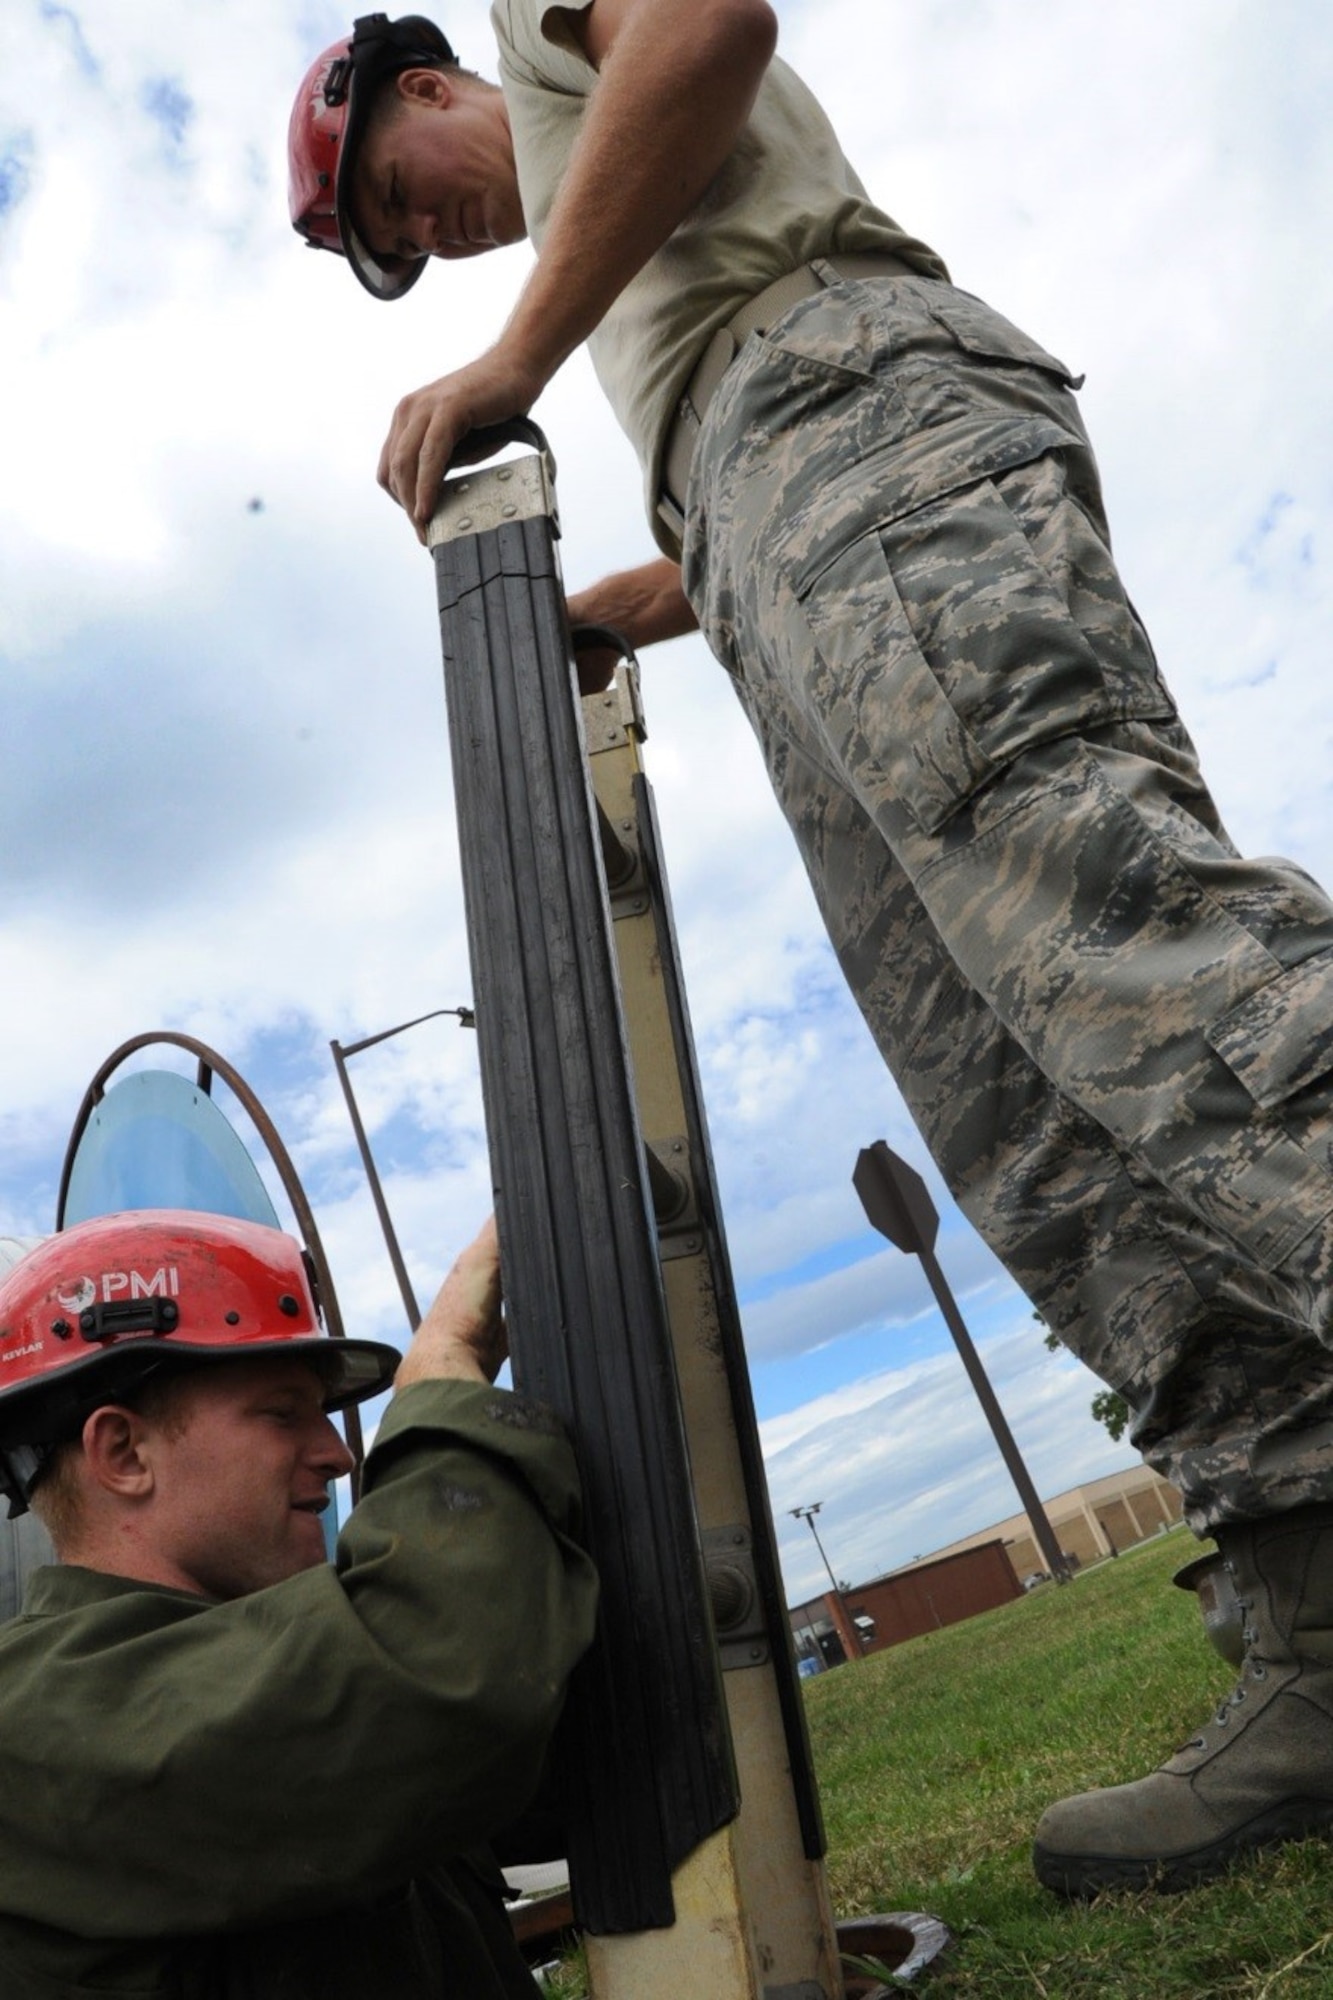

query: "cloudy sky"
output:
3 0 1330 1602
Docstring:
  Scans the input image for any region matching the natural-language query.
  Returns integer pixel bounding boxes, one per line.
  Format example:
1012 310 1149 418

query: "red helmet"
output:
0 1211 401 1514
288 12 458 301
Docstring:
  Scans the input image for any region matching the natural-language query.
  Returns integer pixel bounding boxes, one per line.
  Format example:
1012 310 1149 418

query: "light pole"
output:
791 1502 864 1660
330 1006 475 1332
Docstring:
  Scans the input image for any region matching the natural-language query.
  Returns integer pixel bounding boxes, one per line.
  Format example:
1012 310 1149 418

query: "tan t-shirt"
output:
491 0 948 550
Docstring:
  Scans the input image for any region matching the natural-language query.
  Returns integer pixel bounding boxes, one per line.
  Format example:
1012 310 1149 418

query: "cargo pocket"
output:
793 467 1168 836
901 290 1087 437
1208 949 1333 1113
925 289 1085 388
1202 949 1333 1268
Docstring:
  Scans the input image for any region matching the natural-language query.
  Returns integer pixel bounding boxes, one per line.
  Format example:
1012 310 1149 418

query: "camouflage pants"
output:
682 269 1333 1531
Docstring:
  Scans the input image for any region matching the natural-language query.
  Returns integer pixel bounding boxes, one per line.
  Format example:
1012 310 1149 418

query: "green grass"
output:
809 1527 1333 1995
541 1529 1333 1995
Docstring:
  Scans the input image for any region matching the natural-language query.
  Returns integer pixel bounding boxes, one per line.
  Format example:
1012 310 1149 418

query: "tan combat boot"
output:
1032 1504 1333 1895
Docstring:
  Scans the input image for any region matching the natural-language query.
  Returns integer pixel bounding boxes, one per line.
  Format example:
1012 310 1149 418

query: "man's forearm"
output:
394 1218 504 1388
567 557 697 652
501 0 779 390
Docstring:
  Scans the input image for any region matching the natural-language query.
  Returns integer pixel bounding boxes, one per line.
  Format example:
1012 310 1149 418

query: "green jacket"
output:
0 1380 598 1998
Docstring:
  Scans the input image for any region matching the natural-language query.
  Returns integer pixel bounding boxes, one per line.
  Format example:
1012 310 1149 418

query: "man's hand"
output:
395 1216 507 1388
379 347 546 541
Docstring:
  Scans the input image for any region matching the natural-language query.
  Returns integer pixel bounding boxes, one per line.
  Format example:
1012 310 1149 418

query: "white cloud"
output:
1 0 1329 1588
767 1312 1138 1600
738 1230 1012 1365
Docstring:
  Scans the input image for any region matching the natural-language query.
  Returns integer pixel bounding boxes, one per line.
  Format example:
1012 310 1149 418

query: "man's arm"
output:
379 0 778 536
567 555 697 691
566 557 696 649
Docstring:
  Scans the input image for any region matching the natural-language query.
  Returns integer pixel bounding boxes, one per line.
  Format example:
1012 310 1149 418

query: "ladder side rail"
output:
634 770 828 1865
432 501 738 1935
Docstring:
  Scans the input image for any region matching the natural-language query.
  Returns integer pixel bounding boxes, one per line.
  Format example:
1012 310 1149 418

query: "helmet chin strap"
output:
0 1443 54 1521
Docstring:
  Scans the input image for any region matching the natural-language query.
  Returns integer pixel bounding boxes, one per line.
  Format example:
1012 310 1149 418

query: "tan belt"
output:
657 251 919 541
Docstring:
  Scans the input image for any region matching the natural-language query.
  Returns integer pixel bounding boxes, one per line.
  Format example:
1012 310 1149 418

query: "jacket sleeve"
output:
0 1381 598 1938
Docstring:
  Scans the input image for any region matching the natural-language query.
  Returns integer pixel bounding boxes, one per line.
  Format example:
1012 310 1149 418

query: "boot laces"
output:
1191 1570 1265 1744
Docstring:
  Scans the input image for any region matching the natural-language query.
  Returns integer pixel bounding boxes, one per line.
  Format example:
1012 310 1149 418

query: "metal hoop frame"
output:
55 1031 366 1478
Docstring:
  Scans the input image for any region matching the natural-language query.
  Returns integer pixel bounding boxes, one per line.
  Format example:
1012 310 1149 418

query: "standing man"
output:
0 1207 597 1995
290 8 1333 1895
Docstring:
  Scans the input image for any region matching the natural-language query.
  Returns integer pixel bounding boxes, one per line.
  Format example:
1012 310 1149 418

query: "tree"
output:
1088 1388 1131 1443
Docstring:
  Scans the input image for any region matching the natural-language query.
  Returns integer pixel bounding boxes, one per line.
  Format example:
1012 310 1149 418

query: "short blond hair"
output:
27 1369 195 1556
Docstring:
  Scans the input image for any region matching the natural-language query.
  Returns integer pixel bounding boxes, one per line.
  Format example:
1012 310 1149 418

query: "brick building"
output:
789 1464 1183 1665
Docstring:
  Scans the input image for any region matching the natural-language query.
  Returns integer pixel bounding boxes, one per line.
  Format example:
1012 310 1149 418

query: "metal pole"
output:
793 1503 839 1599
329 1008 477 1337
854 1140 1072 1585
329 1039 420 1333
914 1235 1072 1585
791 1503 863 1660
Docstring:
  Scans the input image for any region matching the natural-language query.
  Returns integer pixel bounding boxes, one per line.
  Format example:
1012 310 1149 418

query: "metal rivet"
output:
50 1318 71 1340
501 504 516 517
225 1311 241 1326
457 516 473 531
277 1294 301 1318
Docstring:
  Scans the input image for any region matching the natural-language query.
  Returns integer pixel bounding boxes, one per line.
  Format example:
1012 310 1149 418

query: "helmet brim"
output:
0 1335 402 1452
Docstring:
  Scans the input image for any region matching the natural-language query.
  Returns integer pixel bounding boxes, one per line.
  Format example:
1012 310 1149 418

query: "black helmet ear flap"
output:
301 1249 325 1330
0 1443 53 1520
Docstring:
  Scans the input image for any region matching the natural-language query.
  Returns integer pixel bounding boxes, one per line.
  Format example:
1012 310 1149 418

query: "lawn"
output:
808 1526 1333 1996
541 1527 1333 1997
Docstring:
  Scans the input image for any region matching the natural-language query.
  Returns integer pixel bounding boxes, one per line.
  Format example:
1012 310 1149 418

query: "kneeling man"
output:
0 1207 597 1998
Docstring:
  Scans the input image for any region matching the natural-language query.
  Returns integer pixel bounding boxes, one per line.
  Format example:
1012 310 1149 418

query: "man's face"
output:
351 69 526 269
140 1357 355 1602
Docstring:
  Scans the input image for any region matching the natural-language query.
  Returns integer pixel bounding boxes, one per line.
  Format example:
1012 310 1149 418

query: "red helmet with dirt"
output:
288 12 458 301
0 1210 401 1515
